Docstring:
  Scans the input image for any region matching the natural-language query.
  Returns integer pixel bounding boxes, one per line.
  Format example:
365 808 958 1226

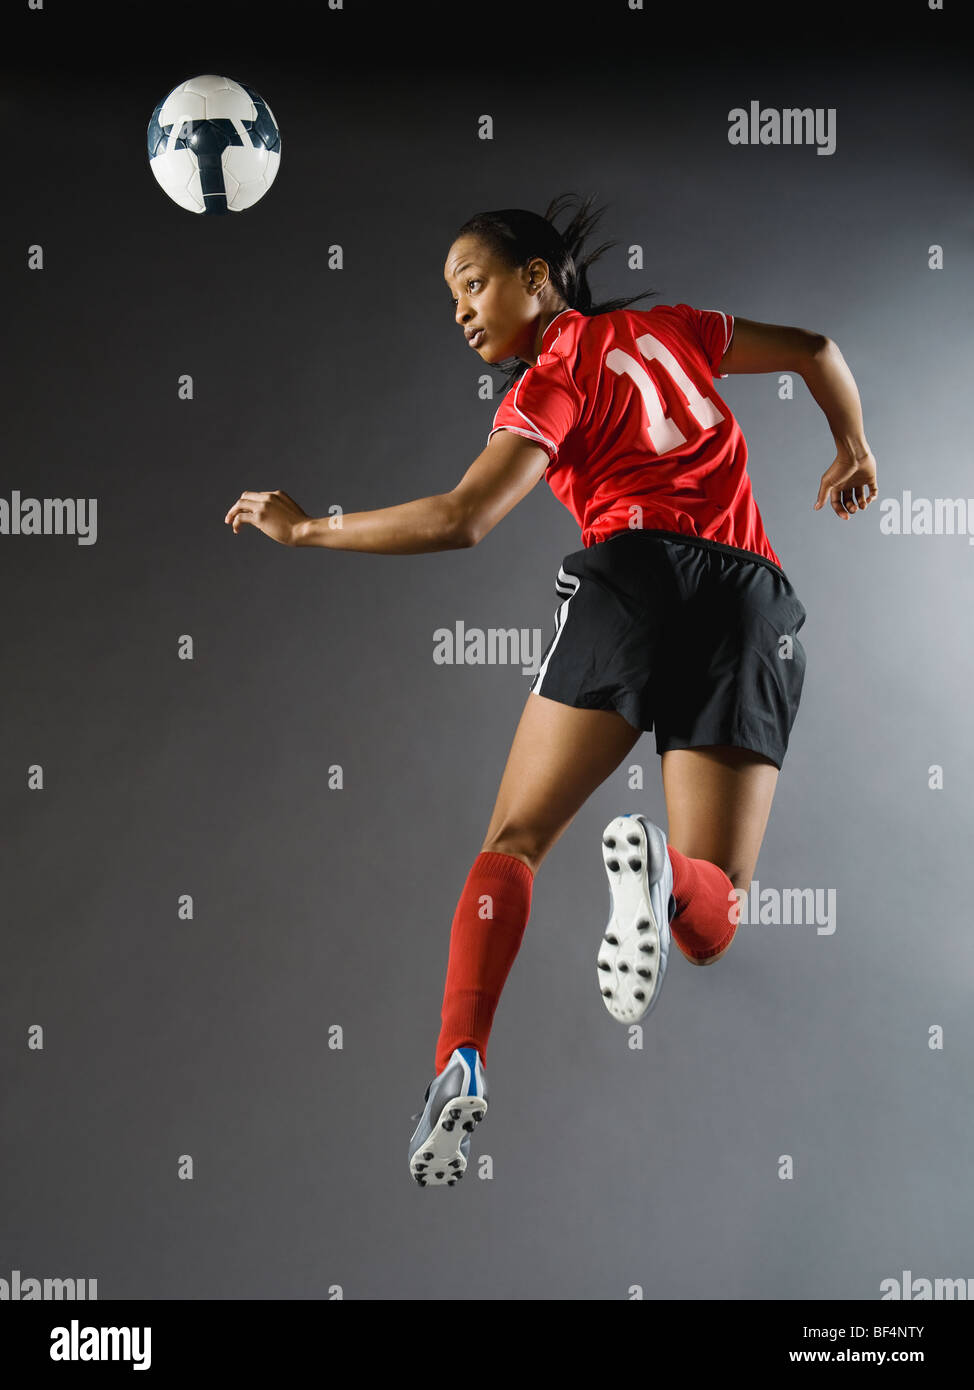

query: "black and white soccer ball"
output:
147 74 281 214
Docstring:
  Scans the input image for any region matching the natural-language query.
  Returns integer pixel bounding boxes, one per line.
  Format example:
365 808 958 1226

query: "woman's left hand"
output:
224 490 309 546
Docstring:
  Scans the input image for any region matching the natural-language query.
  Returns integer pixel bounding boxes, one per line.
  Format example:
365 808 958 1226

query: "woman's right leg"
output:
433 691 643 1074
661 744 781 965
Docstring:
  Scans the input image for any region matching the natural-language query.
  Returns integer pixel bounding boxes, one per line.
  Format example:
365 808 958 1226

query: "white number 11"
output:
606 334 724 455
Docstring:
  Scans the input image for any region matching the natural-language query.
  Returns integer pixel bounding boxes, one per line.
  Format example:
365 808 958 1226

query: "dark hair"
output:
451 191 658 392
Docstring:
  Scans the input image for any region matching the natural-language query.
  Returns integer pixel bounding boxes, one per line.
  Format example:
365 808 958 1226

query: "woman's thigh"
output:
481 693 644 872
661 744 780 891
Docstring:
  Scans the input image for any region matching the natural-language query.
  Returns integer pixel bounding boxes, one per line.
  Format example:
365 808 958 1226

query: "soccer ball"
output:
147 74 281 214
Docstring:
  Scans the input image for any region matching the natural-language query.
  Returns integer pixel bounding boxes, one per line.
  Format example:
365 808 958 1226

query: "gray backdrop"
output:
1 1 971 1300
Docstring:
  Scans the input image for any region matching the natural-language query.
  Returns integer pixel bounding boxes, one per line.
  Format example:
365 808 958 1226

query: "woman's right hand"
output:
814 446 879 519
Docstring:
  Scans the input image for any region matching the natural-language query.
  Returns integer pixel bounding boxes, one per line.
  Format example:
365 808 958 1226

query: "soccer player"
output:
223 193 878 1190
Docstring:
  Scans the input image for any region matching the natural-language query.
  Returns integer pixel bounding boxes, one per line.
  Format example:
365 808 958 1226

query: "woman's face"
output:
444 235 547 365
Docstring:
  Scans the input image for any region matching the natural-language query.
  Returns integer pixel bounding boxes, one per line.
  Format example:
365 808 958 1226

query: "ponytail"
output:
451 191 658 391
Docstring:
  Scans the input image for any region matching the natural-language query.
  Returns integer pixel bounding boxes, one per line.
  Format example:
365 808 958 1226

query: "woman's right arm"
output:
719 317 877 518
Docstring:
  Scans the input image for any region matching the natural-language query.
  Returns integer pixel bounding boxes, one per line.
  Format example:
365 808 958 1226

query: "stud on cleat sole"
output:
596 814 672 1026
410 1094 487 1187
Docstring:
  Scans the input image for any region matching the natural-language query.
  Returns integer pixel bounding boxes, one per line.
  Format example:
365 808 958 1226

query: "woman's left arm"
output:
223 429 551 552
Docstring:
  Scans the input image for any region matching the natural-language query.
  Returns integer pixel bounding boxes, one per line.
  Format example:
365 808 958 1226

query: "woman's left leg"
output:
479 693 645 871
434 692 643 1074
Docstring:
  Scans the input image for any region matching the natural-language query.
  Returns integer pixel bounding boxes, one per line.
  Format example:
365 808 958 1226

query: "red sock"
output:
667 845 740 961
434 851 534 1075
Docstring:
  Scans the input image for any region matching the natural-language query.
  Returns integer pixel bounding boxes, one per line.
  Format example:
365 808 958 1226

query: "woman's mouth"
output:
468 329 485 348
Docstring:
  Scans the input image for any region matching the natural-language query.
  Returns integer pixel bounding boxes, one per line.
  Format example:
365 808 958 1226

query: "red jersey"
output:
486 303 782 570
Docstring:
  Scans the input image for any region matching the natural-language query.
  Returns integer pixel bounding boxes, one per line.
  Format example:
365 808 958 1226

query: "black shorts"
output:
530 529 808 770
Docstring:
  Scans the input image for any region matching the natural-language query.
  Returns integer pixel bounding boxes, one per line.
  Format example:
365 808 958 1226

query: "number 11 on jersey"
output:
606 334 724 455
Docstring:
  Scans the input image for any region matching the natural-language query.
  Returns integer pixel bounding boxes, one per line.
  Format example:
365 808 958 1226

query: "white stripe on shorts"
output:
532 566 581 694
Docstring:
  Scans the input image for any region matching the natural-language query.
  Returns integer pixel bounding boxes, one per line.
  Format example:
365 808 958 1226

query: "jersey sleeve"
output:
486 351 581 465
672 303 735 379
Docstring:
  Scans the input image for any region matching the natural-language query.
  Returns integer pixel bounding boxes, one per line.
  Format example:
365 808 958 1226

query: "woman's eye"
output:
451 280 480 306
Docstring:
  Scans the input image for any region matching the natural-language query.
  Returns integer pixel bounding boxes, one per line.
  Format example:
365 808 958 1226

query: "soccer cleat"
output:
597 814 674 1024
408 1046 487 1187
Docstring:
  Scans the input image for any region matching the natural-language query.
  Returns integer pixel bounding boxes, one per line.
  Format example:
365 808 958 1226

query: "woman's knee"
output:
479 831 546 875
681 862 748 967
